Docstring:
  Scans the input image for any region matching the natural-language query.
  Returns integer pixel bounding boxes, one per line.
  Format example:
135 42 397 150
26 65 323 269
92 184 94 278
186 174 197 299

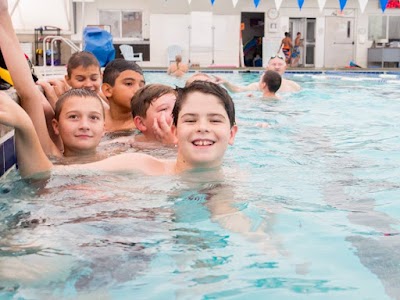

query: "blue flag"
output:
339 0 347 10
298 0 305 9
211 0 215 5
380 0 389 11
254 0 261 8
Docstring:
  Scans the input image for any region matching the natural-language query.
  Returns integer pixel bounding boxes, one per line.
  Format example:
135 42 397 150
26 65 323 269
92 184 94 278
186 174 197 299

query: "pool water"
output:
1 72 400 299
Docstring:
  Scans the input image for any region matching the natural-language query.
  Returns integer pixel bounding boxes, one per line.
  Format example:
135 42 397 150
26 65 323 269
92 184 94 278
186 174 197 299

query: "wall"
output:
13 0 400 68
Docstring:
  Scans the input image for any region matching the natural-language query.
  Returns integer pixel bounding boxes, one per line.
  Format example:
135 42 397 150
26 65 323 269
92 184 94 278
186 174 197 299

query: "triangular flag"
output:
339 0 347 10
211 0 215 5
188 0 192 4
358 0 368 13
298 0 305 9
380 0 389 11
254 0 261 7
317 0 326 11
232 0 239 7
275 0 283 10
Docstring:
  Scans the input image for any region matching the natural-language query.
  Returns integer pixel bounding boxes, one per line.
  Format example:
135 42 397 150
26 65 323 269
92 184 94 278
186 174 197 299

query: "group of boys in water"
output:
0 0 301 180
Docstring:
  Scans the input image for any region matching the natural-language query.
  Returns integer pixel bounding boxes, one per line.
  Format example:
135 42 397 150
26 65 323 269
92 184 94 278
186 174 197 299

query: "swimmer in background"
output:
259 70 282 100
216 56 300 93
167 54 189 78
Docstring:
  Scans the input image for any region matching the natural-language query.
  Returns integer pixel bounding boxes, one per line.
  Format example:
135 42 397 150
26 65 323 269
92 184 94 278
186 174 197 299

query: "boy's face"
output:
52 96 104 156
103 70 145 110
141 92 176 136
66 65 102 93
174 92 237 169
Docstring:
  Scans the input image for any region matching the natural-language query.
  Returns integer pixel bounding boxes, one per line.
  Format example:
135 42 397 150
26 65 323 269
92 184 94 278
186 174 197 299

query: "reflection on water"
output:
1 73 400 299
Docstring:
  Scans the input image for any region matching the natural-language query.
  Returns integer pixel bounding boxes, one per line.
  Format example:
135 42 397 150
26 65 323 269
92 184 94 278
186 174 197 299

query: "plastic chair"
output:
119 44 143 62
167 45 182 65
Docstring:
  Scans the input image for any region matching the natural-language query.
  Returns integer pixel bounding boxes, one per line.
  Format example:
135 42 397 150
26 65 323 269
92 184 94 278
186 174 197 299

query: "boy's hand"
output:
152 111 177 145
0 92 30 129
0 0 8 13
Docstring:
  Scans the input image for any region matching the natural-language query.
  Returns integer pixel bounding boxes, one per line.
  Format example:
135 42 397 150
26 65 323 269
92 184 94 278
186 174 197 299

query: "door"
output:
289 18 315 67
324 17 355 68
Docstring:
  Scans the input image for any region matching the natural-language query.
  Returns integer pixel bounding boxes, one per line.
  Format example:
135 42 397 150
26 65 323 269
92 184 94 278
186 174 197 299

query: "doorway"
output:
324 17 355 68
289 18 316 67
241 12 265 67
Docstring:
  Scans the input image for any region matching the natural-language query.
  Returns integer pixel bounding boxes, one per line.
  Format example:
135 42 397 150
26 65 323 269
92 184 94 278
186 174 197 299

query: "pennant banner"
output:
339 0 347 10
358 0 368 13
232 0 239 7
298 0 305 9
317 0 326 10
380 0 389 11
254 0 261 7
188 0 192 4
275 0 283 10
211 0 215 5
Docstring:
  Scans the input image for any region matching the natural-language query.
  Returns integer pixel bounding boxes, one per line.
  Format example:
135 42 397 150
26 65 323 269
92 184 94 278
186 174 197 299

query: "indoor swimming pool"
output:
1 71 399 299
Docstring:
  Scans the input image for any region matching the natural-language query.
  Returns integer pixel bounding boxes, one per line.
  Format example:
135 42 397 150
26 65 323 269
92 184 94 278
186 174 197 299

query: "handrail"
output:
42 36 81 76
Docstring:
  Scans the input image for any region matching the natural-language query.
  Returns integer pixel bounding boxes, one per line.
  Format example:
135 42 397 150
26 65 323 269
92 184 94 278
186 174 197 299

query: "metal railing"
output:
41 36 81 77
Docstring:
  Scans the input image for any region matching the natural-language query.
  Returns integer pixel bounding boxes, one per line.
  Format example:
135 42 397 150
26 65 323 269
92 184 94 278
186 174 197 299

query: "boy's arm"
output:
0 1 60 157
0 92 53 178
214 76 259 93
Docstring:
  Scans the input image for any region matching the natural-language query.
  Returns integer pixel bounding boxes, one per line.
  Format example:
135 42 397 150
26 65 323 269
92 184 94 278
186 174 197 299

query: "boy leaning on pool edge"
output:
0 81 238 178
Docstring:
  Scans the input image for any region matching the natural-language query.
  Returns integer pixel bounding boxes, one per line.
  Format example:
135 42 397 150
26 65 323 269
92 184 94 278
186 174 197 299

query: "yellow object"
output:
0 67 13 85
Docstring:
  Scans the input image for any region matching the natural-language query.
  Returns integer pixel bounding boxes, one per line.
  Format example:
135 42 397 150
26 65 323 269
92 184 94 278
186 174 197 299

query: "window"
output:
368 15 400 42
99 10 142 39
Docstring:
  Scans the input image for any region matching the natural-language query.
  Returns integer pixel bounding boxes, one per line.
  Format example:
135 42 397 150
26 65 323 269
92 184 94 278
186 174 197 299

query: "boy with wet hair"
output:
259 70 282 99
2 80 237 178
101 58 145 133
131 83 177 144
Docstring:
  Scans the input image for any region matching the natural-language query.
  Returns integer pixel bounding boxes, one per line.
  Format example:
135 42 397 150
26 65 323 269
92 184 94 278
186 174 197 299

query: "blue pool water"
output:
1 72 400 299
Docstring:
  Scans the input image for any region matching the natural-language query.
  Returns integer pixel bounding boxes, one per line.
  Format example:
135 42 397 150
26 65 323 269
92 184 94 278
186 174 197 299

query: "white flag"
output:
358 0 368 13
275 0 283 10
317 0 327 11
188 0 192 4
232 0 239 7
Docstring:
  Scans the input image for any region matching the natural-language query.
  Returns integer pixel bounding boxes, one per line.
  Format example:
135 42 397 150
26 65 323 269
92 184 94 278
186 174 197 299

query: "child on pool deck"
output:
0 81 238 178
101 58 145 133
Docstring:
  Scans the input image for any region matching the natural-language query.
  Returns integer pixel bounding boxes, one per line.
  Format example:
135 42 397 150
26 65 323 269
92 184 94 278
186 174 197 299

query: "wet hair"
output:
185 72 214 87
173 81 235 127
261 70 282 93
102 58 144 86
175 55 182 68
66 51 100 78
54 88 105 121
131 84 177 118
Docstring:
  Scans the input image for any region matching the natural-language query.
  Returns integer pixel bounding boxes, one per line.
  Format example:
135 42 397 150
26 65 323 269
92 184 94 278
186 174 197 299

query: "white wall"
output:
13 0 398 68
149 13 240 67
11 0 72 32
